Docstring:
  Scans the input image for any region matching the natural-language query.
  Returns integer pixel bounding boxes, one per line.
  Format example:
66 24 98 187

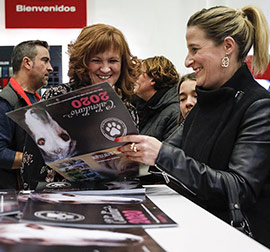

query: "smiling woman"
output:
116 5 270 248
87 48 121 86
68 24 141 107
22 24 141 190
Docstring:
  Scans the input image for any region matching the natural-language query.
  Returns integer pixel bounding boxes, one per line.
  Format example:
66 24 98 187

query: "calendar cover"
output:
7 82 139 183
21 193 177 229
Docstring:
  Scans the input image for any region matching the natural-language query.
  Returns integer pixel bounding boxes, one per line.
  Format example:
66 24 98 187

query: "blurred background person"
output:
133 56 180 141
177 72 197 124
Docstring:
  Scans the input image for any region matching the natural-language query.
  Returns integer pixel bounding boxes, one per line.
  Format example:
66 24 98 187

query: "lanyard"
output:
9 77 41 105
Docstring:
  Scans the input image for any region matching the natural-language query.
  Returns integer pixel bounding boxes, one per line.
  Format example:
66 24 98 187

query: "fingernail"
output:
117 147 121 152
114 138 119 142
126 155 129 159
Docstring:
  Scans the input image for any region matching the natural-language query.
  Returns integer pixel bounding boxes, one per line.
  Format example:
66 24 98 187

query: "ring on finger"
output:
130 142 137 152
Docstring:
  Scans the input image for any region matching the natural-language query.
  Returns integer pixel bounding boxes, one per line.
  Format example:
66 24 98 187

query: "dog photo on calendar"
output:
7 82 139 182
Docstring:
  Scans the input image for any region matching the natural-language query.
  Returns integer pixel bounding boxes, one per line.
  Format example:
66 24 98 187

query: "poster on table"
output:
21 193 178 229
0 221 167 251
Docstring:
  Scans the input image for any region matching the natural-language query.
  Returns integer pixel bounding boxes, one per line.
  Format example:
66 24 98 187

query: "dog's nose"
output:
54 148 63 154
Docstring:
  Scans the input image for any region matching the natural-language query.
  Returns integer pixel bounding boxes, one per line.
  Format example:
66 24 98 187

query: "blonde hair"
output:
143 56 180 90
68 24 141 101
187 6 269 75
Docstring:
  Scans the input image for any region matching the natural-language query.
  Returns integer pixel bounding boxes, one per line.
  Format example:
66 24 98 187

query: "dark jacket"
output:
155 64 270 247
0 83 30 189
0 84 27 151
136 86 180 141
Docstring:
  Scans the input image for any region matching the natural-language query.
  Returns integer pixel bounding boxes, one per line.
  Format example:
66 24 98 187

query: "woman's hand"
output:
115 135 162 166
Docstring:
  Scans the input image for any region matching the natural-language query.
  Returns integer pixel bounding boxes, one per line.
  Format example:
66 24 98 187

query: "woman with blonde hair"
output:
117 6 270 247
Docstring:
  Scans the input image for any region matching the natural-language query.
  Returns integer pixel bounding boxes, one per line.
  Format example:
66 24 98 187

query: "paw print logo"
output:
46 182 72 189
100 117 128 141
106 121 121 136
35 211 85 222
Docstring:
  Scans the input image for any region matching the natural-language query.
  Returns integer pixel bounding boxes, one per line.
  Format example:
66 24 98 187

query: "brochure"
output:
35 179 146 195
21 192 178 229
0 189 20 217
7 82 139 182
0 221 167 252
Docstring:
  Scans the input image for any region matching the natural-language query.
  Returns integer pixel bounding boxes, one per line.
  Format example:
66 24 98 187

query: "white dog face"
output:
30 192 143 204
24 108 76 162
0 223 144 246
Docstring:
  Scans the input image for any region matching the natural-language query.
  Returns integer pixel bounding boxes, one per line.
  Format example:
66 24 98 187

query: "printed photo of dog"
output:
24 108 77 163
0 223 144 247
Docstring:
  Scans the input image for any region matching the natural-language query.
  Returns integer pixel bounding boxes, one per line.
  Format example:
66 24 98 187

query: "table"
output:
145 184 270 252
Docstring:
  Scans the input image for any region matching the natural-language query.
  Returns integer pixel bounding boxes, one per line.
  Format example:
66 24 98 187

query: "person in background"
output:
133 56 180 141
0 40 53 190
22 24 141 189
116 5 270 247
177 72 197 124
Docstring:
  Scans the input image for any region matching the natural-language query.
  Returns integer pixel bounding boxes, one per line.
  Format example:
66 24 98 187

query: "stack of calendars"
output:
0 189 20 217
0 82 178 251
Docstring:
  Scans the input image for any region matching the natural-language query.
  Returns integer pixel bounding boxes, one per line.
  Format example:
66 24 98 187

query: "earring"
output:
221 54 230 68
